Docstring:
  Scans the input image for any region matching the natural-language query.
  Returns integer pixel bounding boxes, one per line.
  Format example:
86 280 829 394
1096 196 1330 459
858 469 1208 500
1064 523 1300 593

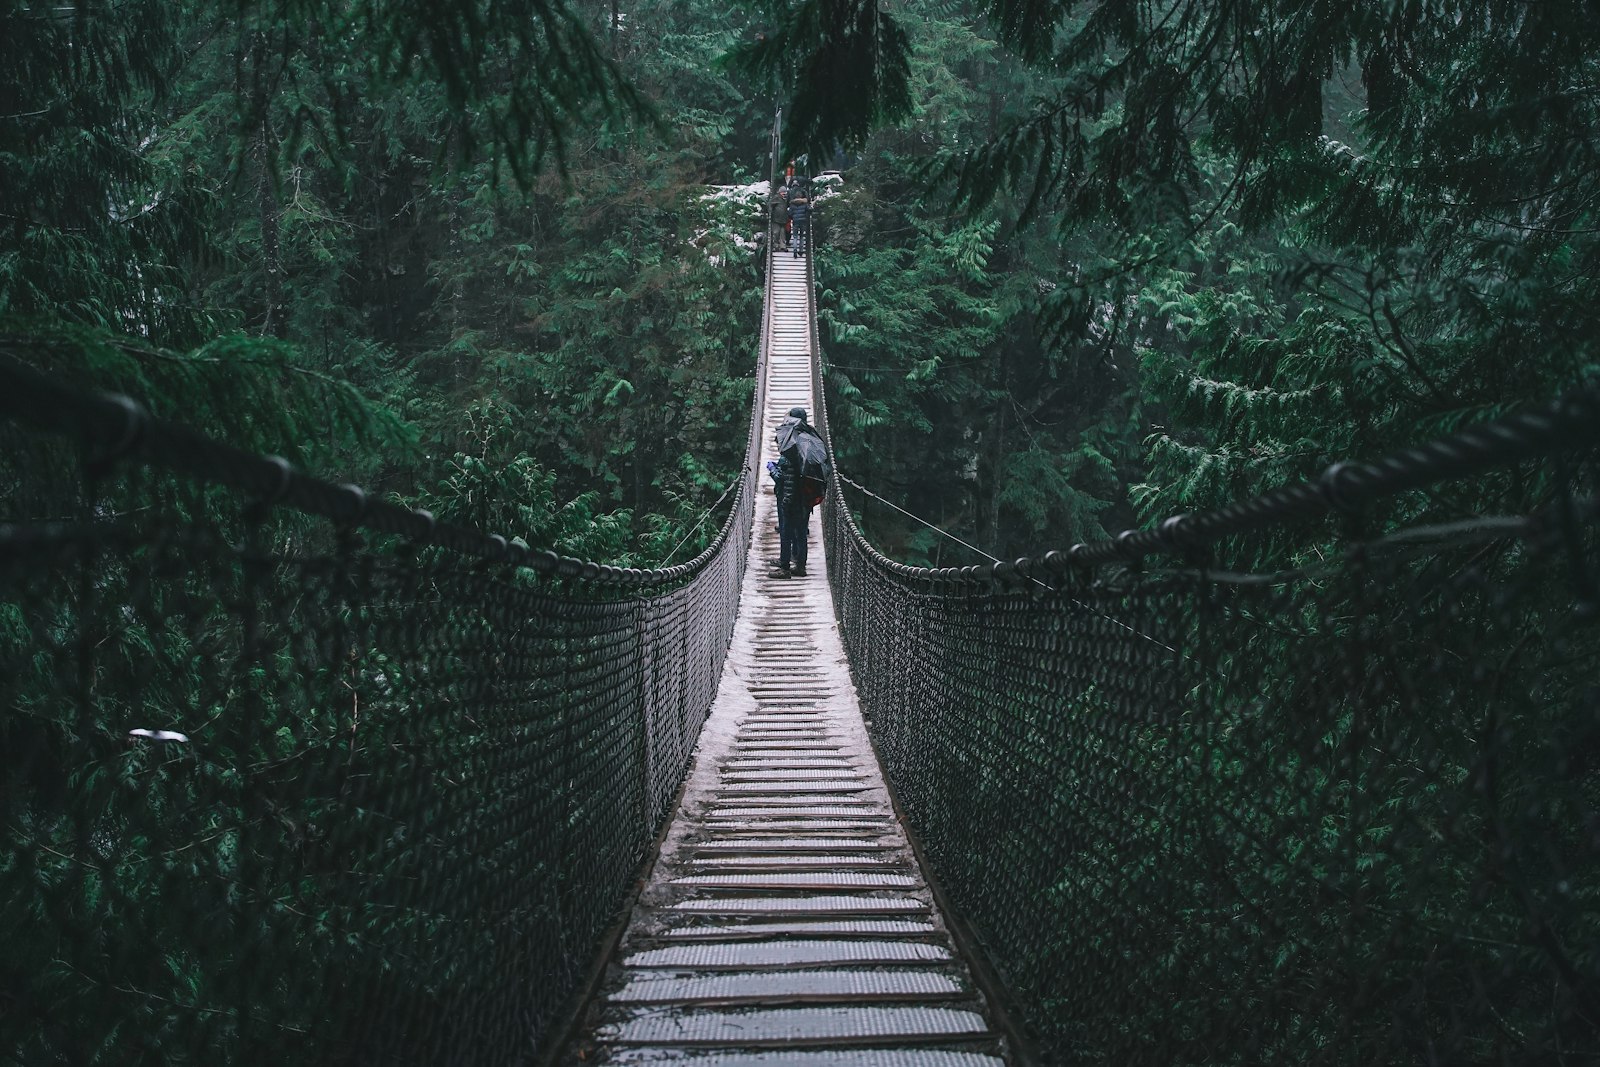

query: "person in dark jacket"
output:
786 196 810 258
769 407 821 578
766 453 796 573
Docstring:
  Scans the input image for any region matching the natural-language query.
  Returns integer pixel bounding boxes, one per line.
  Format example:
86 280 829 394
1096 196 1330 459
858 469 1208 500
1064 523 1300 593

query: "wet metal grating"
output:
605 1053 1003 1067
601 1006 992 1046
623 939 953 969
668 895 930 914
660 918 938 940
611 970 964 1005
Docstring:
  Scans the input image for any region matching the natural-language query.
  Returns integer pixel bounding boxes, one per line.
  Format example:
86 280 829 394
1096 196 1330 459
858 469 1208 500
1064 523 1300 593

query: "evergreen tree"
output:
777 0 1600 560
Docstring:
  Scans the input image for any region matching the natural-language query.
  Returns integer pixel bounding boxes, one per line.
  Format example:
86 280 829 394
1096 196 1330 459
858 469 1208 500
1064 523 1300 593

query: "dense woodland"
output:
5 2 1599 1062
5 0 1596 562
3 0 771 563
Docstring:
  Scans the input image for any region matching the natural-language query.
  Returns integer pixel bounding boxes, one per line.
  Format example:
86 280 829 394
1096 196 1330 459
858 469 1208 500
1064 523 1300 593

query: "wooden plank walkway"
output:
566 247 1008 1065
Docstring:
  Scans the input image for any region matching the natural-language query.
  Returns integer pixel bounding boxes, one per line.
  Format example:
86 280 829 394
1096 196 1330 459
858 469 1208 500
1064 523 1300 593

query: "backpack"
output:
778 421 829 508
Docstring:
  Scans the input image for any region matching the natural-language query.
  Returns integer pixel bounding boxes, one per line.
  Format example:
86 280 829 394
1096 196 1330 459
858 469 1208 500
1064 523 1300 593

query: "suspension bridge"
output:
2 195 1597 1064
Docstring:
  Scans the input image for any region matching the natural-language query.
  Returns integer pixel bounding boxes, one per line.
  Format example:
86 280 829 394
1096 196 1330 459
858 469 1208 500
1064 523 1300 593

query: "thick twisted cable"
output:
0 355 750 591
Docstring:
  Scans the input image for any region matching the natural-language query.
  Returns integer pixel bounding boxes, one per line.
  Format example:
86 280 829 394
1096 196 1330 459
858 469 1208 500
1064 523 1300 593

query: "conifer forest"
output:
5 0 1596 559
3 0 1598 1063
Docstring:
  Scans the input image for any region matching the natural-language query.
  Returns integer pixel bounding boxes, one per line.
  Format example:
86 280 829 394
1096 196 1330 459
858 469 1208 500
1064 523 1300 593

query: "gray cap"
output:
788 407 807 420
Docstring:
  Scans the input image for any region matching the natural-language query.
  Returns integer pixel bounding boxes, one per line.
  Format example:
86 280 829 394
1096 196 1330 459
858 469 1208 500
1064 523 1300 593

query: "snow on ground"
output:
694 180 768 267
694 173 847 266
701 179 771 204
692 225 763 268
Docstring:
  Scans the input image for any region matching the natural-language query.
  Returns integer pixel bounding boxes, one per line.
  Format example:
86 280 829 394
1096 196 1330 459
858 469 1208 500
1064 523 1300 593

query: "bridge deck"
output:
567 250 1008 1064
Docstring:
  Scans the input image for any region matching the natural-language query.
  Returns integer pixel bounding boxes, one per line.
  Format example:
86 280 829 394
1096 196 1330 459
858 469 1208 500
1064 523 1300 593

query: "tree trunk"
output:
257 151 283 339
248 28 284 340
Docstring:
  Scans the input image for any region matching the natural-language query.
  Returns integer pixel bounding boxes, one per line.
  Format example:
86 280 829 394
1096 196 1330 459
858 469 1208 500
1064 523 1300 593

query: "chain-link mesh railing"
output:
813 284 1600 1059
0 304 767 1062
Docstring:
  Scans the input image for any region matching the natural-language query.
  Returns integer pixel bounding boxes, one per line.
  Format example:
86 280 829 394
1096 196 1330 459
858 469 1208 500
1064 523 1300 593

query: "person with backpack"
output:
768 407 828 579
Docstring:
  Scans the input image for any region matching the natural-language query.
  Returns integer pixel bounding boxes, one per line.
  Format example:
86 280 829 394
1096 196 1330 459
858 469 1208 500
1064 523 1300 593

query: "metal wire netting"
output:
0 347 761 1062
807 225 1600 1060
822 459 1600 1061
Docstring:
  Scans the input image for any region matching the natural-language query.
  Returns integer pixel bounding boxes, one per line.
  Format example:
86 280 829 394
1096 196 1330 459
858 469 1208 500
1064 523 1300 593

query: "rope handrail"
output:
834 469 1003 563
825 379 1600 584
0 352 750 591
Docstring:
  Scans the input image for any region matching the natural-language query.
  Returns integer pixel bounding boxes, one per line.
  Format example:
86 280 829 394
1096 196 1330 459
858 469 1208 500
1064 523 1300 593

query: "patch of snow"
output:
1317 135 1367 164
128 729 190 743
691 222 763 269
697 178 787 266
810 172 844 202
702 179 771 203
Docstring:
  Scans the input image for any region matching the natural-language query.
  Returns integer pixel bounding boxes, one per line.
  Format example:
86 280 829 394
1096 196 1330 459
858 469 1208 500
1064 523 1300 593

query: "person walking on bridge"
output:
786 194 810 258
768 407 827 579
776 180 792 250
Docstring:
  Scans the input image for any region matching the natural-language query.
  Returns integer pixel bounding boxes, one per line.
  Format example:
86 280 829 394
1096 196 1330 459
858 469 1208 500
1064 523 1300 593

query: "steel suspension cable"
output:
658 473 742 567
835 470 1003 563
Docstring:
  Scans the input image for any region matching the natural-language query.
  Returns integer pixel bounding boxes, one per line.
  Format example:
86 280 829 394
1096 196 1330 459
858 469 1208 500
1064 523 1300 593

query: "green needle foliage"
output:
946 0 1600 528
2 0 767 563
780 0 1597 570
728 0 913 157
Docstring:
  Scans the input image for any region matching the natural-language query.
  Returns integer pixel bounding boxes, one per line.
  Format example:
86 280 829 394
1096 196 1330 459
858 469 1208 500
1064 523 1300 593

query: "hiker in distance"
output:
786 193 810 258
768 407 829 579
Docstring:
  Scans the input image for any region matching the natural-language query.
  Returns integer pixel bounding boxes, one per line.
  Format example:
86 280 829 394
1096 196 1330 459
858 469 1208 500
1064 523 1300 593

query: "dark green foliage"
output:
0 0 644 343
938 0 1600 524
2 0 771 566
0 0 203 340
0 327 410 472
729 0 913 158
